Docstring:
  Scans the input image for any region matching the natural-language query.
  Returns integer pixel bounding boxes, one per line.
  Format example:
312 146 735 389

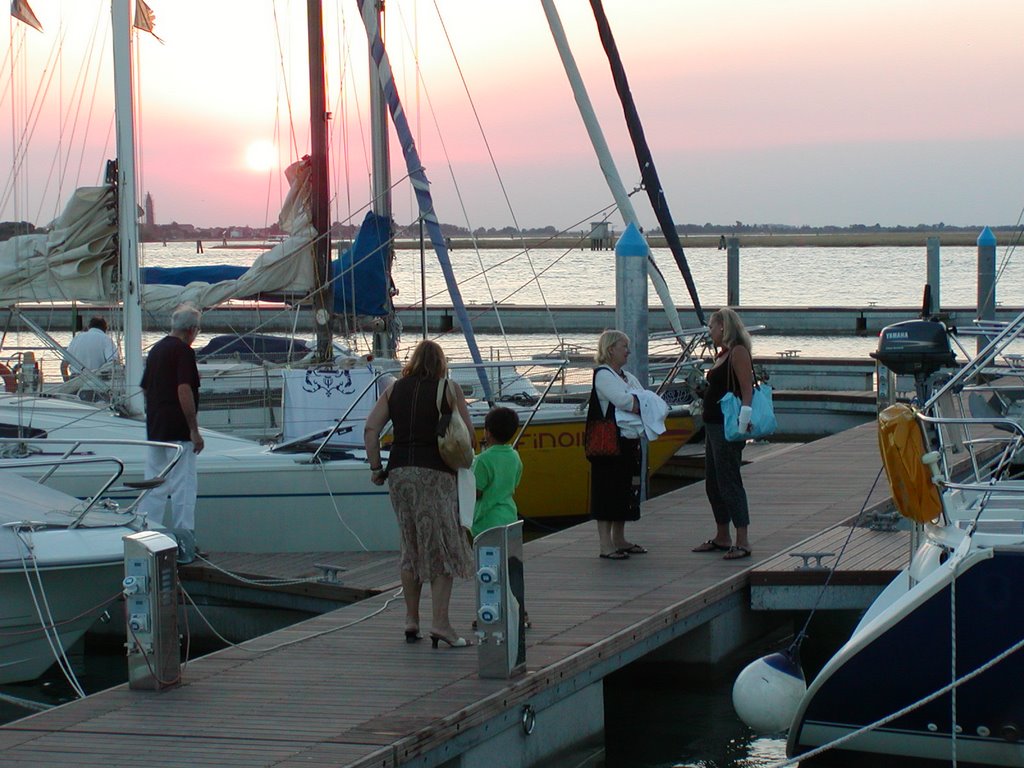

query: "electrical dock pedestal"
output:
123 531 180 691
473 521 526 679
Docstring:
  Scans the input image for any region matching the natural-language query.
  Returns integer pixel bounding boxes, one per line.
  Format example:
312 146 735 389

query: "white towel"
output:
615 389 669 441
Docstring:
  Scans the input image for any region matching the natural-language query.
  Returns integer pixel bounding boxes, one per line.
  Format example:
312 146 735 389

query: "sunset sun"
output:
244 140 277 172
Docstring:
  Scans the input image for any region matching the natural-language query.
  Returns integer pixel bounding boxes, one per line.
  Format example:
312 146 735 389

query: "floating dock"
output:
0 423 896 767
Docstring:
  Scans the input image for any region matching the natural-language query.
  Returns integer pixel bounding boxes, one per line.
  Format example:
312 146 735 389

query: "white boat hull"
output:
0 396 396 553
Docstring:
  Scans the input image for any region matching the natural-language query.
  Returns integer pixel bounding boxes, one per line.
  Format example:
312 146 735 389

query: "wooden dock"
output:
0 423 897 767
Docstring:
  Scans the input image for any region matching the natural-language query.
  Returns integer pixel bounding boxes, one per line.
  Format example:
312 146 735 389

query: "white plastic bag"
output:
457 466 476 531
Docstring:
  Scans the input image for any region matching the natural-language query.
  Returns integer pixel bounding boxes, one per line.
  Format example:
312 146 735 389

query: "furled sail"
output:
140 159 317 312
0 185 118 304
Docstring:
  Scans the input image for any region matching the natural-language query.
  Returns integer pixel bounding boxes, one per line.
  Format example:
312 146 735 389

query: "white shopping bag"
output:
457 467 476 531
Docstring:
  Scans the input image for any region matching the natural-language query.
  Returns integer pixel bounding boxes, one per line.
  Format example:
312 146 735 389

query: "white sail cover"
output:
0 185 118 304
0 159 317 310
141 159 317 312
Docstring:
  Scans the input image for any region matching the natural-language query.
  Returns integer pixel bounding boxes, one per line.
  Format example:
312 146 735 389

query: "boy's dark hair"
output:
484 406 519 445
87 316 108 332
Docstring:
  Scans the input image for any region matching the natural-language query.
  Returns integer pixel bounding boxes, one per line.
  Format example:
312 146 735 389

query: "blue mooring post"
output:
615 223 649 388
615 223 649 503
977 226 997 354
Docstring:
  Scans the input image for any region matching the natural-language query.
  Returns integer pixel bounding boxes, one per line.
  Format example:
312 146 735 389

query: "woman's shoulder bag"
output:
584 366 621 460
436 379 474 470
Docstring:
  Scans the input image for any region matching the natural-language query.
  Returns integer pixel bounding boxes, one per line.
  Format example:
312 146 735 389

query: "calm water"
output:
68 239 1020 364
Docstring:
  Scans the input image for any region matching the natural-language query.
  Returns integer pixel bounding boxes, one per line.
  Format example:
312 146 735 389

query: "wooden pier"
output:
0 423 897 767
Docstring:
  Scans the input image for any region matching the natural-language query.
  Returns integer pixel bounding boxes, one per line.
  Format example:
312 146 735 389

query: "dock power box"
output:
123 531 180 690
473 521 526 679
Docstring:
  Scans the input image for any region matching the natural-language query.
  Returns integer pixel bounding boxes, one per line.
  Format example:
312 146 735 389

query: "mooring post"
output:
977 226 997 354
926 236 941 313
727 237 740 306
615 223 650 502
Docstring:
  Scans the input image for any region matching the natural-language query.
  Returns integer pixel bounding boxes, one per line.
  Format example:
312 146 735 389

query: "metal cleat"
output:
790 551 834 570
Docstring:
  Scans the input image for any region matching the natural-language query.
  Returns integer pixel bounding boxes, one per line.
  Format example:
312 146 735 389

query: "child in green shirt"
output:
471 406 523 538
472 406 528 628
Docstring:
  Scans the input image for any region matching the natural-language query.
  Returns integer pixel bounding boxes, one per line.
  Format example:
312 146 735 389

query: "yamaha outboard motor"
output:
870 319 956 403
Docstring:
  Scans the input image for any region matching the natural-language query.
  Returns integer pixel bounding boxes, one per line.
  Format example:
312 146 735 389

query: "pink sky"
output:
4 0 1024 230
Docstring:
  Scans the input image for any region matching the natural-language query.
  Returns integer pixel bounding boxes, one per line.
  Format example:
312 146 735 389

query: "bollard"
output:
615 223 649 388
926 236 941 313
474 521 526 679
977 226 997 354
727 237 740 306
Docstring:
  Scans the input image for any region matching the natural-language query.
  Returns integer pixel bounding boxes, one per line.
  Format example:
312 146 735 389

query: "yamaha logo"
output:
888 331 909 339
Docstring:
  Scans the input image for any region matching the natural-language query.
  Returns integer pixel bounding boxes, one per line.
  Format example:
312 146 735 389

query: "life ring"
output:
877 403 942 523
0 363 14 393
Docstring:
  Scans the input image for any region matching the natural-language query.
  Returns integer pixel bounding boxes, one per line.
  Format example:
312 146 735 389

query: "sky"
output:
3 0 1024 231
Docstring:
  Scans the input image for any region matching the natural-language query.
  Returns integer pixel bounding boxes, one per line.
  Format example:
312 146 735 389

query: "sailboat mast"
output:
365 0 396 359
307 0 332 362
111 0 143 416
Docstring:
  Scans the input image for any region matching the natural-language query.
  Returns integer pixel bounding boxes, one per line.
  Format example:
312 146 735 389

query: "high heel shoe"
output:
404 629 422 643
429 632 471 649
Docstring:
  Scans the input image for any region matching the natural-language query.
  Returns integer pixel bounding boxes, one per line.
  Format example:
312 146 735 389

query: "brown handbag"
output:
584 367 621 460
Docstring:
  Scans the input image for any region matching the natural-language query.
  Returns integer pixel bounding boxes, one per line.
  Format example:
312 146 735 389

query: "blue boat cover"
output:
332 211 391 317
141 265 247 286
195 334 313 364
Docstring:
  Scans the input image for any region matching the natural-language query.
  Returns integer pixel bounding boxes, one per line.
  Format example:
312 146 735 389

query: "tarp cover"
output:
0 185 118 303
332 210 391 317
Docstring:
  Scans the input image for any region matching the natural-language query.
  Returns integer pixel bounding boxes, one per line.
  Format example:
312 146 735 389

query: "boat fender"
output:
0 362 14 392
732 651 807 733
877 403 942 523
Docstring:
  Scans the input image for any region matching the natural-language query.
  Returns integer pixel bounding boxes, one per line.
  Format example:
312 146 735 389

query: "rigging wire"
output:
411 1 562 352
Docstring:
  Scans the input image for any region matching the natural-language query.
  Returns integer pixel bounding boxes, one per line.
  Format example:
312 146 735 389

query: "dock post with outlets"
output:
474 521 526 679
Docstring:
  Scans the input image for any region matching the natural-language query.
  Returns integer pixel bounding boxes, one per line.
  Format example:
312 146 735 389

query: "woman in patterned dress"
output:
363 340 475 648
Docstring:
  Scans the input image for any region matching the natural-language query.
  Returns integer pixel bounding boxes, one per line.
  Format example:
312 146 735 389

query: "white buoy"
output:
732 651 807 734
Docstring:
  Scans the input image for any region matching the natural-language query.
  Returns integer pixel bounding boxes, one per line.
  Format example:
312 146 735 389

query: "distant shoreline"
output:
191 229 1014 251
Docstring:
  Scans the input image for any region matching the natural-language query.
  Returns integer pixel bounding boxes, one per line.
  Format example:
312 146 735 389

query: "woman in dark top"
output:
363 340 475 648
693 308 754 560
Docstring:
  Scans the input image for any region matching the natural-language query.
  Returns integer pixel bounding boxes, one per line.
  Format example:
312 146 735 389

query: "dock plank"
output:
0 422 895 767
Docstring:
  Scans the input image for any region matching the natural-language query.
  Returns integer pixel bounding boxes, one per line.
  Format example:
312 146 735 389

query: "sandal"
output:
617 544 648 555
723 546 752 560
599 551 630 560
692 539 730 552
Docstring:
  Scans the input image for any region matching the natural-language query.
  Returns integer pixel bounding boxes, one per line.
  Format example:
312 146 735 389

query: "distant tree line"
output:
1 218 1017 243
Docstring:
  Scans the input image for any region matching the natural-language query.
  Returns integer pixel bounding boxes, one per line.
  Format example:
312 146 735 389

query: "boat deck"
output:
0 423 895 768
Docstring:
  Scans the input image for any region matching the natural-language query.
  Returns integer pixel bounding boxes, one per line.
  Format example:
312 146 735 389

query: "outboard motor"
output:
870 319 956 403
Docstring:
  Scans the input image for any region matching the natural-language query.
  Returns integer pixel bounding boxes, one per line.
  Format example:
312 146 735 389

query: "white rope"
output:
191 553 321 587
15 528 86 698
179 583 404 655
315 460 370 551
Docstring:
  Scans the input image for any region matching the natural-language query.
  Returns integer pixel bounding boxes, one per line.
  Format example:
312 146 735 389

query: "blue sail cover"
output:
332 211 391 316
141 265 247 285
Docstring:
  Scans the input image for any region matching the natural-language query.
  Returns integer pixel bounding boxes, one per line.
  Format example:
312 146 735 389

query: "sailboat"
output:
0 436 178 684
0 1 395 554
787 315 1024 765
91 0 704 523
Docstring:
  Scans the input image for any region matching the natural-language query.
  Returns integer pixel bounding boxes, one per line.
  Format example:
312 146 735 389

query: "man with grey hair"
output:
139 303 205 563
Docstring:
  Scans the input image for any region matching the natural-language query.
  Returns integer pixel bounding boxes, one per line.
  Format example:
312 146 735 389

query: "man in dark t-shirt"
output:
138 304 205 563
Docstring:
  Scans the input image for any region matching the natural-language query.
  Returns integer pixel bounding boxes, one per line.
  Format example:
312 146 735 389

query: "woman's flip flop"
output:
692 539 730 552
723 546 752 560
